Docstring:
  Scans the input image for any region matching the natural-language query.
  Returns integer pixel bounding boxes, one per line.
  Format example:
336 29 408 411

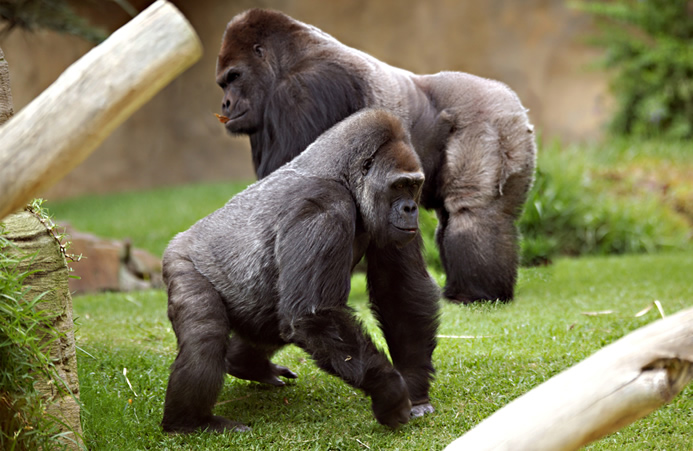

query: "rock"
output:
61 224 163 294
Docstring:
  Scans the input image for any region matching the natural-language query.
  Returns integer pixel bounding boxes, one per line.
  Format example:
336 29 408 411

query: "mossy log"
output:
3 210 83 449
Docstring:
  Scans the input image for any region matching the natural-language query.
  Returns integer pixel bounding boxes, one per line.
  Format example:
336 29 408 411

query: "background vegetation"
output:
576 0 693 139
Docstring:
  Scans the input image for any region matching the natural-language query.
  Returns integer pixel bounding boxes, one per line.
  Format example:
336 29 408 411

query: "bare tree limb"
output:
446 307 693 451
0 0 202 220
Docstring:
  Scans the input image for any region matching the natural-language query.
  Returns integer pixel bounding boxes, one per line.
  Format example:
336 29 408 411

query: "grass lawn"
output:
68 250 692 450
45 142 692 449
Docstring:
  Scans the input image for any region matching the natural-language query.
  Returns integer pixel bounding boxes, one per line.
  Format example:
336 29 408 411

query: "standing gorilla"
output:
161 110 440 433
216 9 537 304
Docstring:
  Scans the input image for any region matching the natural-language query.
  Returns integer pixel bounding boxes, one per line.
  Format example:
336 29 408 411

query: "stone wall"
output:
0 0 610 199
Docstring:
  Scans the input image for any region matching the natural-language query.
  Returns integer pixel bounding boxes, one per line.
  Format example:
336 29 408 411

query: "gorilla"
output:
161 110 440 433
216 9 537 304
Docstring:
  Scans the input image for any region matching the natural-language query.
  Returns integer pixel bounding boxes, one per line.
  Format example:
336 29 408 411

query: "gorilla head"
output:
216 9 369 175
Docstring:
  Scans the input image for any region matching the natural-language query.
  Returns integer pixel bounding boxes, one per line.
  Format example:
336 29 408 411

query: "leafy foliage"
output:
0 231 56 448
517 140 690 266
0 207 78 450
0 0 107 42
576 0 693 138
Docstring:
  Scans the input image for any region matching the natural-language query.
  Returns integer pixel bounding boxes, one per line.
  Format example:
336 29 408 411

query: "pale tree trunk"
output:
446 307 693 451
0 0 203 219
3 211 84 449
0 3 201 447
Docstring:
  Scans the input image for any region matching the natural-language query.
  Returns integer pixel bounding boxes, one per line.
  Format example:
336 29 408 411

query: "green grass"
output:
46 137 693 449
71 252 693 450
47 181 252 257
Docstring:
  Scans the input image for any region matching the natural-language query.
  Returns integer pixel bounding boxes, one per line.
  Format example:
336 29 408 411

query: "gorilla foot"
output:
258 363 298 387
227 360 298 386
162 415 250 434
410 402 435 419
443 287 513 305
204 416 251 433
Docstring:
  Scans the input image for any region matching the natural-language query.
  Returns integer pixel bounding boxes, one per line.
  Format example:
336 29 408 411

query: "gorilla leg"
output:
366 238 440 417
225 335 297 386
161 254 247 433
281 307 412 428
436 206 518 303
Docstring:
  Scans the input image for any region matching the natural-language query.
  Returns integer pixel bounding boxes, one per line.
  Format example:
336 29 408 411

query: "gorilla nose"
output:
221 99 231 115
400 200 418 216
397 200 419 229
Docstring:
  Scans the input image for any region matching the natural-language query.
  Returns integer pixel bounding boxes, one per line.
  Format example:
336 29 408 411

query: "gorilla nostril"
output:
403 203 417 214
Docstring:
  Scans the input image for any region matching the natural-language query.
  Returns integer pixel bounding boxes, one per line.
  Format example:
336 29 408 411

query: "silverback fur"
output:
216 9 537 303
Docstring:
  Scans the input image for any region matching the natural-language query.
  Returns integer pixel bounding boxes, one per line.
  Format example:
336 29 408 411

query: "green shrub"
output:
517 141 690 265
576 0 693 139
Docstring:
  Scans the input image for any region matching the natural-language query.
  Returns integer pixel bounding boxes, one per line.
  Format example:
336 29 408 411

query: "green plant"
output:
518 141 690 265
0 204 81 450
575 0 693 139
0 232 59 448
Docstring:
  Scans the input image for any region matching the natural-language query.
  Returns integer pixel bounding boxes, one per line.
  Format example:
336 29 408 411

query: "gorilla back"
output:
216 9 537 304
161 109 440 433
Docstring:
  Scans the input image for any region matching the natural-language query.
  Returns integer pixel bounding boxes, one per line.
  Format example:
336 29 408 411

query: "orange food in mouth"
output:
215 113 230 124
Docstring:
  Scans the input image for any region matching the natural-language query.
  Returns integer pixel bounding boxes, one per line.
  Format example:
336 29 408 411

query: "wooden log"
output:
0 0 202 220
0 47 13 126
3 210 84 449
445 306 693 451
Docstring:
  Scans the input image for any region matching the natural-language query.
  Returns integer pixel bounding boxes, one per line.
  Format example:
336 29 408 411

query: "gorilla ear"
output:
253 44 265 58
361 157 374 176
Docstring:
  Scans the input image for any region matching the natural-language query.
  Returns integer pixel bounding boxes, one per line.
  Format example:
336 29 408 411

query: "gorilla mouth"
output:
224 110 248 126
394 226 417 234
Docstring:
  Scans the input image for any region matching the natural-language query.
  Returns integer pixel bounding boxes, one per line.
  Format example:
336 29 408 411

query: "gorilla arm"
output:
274 186 411 428
366 235 440 417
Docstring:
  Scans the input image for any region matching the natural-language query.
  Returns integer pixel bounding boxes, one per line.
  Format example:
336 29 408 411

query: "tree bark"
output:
0 47 13 126
0 0 202 220
446 307 693 451
3 211 84 449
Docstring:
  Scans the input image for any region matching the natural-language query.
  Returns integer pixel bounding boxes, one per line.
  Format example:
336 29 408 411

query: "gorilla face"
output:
357 138 424 248
386 172 424 245
215 50 269 135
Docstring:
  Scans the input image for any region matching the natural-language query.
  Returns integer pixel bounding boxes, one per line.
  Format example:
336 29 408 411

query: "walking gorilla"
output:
216 9 537 303
161 110 440 433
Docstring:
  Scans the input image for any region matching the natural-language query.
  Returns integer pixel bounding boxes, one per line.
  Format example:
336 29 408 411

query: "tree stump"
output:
0 47 13 126
2 211 83 449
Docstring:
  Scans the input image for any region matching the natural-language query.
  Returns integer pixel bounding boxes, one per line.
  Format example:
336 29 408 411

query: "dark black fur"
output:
217 9 537 304
161 110 440 433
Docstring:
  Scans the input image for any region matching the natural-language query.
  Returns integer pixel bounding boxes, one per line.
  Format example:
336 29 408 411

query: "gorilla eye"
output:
226 71 240 84
361 157 374 175
253 44 264 57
